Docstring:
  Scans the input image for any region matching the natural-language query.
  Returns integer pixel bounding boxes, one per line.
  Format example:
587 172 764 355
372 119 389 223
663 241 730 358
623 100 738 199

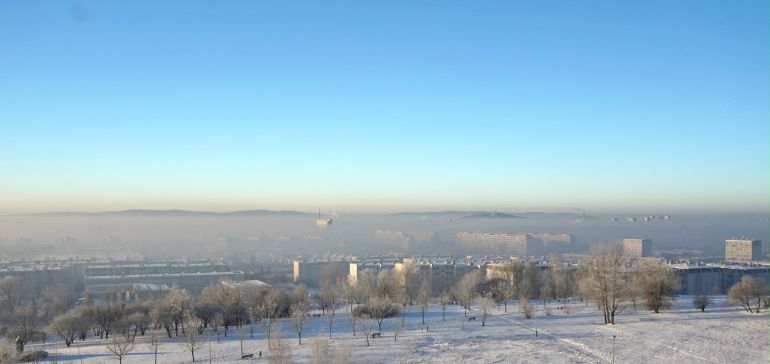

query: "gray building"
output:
0 259 87 299
623 238 653 258
671 263 770 295
292 260 351 286
84 260 242 298
725 239 762 262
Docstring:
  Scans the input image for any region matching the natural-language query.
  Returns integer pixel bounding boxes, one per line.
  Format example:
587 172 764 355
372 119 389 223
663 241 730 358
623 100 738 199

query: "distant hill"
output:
14 209 312 217
391 211 486 217
461 211 518 219
391 210 593 219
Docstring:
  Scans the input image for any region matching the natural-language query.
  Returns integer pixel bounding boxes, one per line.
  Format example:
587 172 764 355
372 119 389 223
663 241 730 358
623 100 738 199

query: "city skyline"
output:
1 1 768 214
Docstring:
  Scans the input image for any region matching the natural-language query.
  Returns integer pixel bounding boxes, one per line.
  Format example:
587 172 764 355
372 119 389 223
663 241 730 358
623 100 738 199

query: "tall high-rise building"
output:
724 239 762 262
623 238 653 257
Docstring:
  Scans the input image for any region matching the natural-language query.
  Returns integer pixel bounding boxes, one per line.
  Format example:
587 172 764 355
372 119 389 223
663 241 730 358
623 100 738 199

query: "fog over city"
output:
1 211 767 260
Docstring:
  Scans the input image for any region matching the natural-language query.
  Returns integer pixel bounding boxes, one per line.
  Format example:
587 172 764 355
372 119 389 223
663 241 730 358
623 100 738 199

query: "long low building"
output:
84 260 242 298
457 232 574 256
85 270 244 298
672 263 770 295
0 259 88 298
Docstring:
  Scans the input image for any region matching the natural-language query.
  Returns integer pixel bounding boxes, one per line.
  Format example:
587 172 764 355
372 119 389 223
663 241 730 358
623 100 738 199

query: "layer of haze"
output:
1 0 768 214
2 213 768 260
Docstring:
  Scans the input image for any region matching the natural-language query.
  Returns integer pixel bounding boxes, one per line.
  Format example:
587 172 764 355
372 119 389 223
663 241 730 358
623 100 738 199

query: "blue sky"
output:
1 1 768 213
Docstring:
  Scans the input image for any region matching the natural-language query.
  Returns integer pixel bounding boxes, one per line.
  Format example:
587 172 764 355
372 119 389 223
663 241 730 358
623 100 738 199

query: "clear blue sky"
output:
1 1 768 214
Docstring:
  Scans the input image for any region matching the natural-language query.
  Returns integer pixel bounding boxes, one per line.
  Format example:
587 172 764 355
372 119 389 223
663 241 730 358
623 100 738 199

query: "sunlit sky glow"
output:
1 1 768 214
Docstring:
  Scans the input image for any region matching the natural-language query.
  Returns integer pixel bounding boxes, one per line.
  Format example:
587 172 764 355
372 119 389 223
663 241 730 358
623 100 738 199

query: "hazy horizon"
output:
3 206 769 216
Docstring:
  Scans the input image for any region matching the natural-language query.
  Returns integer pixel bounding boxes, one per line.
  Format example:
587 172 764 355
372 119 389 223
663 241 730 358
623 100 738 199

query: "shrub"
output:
18 350 48 363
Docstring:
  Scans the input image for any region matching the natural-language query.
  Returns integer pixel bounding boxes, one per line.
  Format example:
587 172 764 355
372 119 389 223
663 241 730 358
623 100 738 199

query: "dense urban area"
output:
0 215 767 363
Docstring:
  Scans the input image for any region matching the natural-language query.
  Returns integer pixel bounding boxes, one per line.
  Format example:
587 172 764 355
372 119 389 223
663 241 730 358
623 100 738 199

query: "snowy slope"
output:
32 296 768 363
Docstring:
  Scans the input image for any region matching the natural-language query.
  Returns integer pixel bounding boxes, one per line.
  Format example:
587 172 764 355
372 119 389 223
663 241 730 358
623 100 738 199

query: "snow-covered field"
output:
30 296 768 363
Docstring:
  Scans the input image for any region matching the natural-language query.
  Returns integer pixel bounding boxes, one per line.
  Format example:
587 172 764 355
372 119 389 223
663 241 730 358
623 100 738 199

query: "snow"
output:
30 296 768 363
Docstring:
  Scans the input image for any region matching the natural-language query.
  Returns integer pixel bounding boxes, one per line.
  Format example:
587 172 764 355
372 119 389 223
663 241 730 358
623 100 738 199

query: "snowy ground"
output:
29 296 769 363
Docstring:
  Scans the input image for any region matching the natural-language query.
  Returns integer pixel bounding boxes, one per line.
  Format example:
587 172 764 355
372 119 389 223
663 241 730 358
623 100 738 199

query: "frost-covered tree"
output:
106 335 135 364
49 312 79 347
290 285 310 344
453 270 482 317
478 294 492 326
578 243 630 324
728 276 769 313
6 306 43 353
632 262 679 313
417 278 431 324
692 294 713 312
145 333 162 364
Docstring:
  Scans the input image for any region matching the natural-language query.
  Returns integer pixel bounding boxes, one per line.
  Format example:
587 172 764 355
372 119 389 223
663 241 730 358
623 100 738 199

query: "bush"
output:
0 343 16 363
351 304 399 319
519 300 534 319
692 294 713 312
18 350 48 363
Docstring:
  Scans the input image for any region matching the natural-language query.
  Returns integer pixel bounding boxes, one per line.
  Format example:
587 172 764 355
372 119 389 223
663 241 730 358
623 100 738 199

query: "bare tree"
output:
393 318 402 341
578 243 630 324
290 285 310 344
440 290 451 322
333 342 352 364
310 337 331 364
145 333 162 364
321 277 343 338
237 325 247 357
519 298 534 319
93 304 123 339
48 312 76 347
152 286 192 337
488 278 513 312
692 294 713 312
106 335 135 364
193 302 221 333
255 288 282 348
548 258 574 312
347 309 358 336
0 276 24 313
478 294 492 326
377 270 399 301
366 296 396 332
41 285 76 323
6 306 42 353
453 270 482 317
632 262 679 313
268 325 292 364
417 278 431 324
501 261 525 301
357 270 377 304
340 276 357 312
183 318 204 362
151 302 175 338
397 264 420 306
319 266 340 315
70 305 93 341
359 318 373 346
728 276 769 313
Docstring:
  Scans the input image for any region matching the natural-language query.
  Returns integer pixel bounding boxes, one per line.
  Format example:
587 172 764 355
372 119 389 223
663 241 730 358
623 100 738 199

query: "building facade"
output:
724 239 762 262
623 238 653 257
672 263 770 294
292 260 350 286
457 232 574 256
